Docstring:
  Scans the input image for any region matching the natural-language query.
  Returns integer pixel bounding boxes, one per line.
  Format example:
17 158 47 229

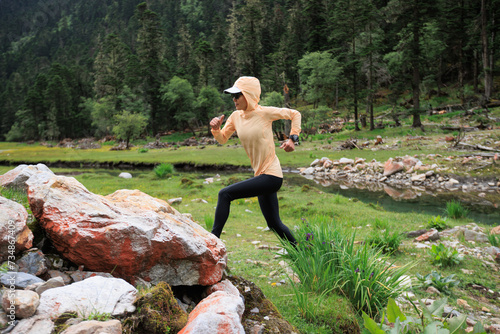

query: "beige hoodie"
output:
211 77 301 178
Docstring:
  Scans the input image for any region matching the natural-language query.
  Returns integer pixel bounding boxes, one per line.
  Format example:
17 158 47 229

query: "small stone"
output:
118 172 132 179
250 307 259 313
482 307 490 312
426 286 441 295
2 289 40 319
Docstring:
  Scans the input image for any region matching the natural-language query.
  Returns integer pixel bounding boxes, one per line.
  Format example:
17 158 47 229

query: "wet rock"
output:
2 289 40 319
0 197 34 261
27 173 226 286
61 320 122 334
36 276 136 319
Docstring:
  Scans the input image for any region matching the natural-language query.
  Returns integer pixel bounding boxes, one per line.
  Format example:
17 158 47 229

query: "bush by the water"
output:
154 163 174 178
444 200 469 219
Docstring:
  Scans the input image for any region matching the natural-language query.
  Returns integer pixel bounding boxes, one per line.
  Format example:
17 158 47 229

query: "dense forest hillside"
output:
0 0 499 141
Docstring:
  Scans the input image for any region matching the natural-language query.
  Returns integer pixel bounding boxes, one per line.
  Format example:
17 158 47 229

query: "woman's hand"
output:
210 115 225 130
280 139 295 152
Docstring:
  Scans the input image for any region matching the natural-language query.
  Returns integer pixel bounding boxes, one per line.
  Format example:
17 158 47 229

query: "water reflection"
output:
290 174 500 225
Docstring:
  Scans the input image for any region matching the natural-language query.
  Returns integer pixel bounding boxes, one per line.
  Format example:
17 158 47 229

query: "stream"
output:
285 173 499 225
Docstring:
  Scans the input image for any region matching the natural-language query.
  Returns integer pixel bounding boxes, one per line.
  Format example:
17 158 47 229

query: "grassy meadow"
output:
1 113 500 332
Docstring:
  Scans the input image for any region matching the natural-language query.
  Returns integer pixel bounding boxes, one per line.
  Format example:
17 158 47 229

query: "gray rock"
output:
35 277 65 295
17 249 48 276
464 229 489 243
0 272 44 289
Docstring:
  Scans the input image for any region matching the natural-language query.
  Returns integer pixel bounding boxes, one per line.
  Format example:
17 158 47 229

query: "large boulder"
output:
0 164 53 190
36 276 136 319
27 173 226 286
0 197 33 262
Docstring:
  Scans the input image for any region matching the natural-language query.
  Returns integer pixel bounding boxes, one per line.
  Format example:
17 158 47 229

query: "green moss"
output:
122 281 187 334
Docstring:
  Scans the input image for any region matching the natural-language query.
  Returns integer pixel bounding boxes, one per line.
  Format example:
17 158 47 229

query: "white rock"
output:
36 276 136 319
339 158 354 164
118 172 132 179
61 320 122 334
10 315 54 334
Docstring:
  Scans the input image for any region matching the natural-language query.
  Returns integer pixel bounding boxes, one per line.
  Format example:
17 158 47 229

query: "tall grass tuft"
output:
487 233 500 247
280 217 415 318
444 200 469 219
203 214 214 232
154 163 174 178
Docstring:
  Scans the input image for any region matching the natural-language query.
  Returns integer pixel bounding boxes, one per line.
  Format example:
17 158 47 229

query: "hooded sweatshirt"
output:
211 76 301 178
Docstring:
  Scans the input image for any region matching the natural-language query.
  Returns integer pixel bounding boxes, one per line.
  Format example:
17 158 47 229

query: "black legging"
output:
212 174 296 244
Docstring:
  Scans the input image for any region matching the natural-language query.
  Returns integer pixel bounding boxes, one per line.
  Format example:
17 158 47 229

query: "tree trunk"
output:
353 34 360 131
368 25 375 131
411 0 422 129
481 0 492 101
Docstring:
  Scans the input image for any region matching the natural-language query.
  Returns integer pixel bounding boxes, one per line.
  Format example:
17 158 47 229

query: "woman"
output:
210 76 301 245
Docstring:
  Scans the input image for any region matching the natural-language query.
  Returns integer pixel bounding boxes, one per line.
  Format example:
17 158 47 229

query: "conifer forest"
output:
0 0 499 141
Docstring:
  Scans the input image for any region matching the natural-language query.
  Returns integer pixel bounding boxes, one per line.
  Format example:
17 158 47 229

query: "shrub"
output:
365 229 403 254
426 215 448 231
444 200 469 219
427 243 464 267
280 217 415 318
415 271 460 295
154 163 174 178
138 148 149 153
488 233 500 247
362 297 485 334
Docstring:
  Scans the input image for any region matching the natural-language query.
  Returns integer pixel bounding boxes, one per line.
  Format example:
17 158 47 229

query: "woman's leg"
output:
258 192 297 245
212 174 282 238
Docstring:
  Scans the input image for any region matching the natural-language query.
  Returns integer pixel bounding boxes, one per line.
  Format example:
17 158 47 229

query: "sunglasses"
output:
231 92 243 100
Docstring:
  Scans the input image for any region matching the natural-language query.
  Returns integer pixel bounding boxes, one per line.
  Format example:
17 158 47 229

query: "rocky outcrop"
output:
0 197 33 262
301 155 500 198
26 172 227 286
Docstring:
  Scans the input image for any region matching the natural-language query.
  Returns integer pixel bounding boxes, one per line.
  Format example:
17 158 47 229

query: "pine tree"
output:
136 2 167 135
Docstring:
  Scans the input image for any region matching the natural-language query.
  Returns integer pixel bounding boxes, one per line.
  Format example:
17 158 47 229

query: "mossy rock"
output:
122 281 187 334
226 275 298 334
